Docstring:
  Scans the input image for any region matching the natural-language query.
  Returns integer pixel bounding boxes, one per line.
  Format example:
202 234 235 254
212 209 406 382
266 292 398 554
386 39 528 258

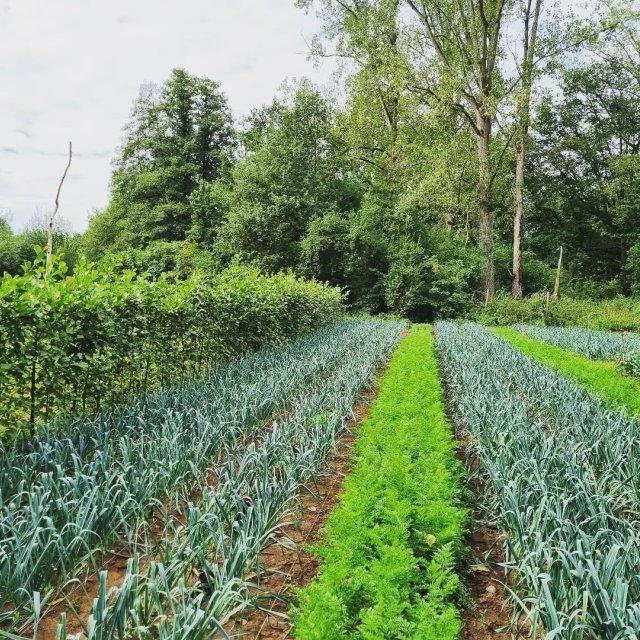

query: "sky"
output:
0 0 336 232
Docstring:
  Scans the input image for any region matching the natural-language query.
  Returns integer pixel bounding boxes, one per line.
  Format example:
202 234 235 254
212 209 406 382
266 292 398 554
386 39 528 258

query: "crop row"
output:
514 324 640 360
496 327 640 417
44 318 404 639
293 325 465 640
436 322 640 639
1 319 402 635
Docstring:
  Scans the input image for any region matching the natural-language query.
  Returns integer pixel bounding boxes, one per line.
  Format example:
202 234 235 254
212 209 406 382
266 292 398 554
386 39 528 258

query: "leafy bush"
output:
384 236 480 321
475 293 640 331
621 351 640 378
0 251 343 435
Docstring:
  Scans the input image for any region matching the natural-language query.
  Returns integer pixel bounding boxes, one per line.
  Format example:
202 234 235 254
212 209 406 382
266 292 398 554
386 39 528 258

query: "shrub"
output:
0 251 343 435
475 294 640 331
621 352 640 378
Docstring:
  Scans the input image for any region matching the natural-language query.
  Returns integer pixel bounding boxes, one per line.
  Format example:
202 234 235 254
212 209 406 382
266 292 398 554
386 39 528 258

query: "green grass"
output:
494 326 640 416
293 325 466 640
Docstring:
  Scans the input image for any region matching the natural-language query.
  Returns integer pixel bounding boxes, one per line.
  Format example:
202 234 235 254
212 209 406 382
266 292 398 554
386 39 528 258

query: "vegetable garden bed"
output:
495 326 640 416
293 325 466 640
437 322 640 638
1 319 404 639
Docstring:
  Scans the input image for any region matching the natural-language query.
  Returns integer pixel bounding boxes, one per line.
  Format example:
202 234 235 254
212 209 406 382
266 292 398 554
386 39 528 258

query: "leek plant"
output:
437 322 640 639
514 324 640 361
0 319 403 636
44 319 404 639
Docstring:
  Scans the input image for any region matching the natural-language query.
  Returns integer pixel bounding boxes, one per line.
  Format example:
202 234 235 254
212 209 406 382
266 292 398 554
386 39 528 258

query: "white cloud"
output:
0 0 335 231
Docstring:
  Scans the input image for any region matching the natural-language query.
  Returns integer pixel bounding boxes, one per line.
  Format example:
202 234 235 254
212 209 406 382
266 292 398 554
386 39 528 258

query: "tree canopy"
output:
16 0 638 320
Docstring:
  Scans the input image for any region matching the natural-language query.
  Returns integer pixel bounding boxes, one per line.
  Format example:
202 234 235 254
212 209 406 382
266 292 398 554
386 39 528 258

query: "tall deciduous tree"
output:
216 81 362 272
529 50 640 289
512 0 543 298
296 0 404 182
405 0 511 300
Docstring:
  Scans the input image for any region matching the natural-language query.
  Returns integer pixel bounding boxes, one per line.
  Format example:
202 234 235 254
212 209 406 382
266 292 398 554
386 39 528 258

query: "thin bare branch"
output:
46 141 73 268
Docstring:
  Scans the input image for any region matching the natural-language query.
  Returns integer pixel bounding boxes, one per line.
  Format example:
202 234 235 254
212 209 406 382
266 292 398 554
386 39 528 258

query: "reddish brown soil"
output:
457 444 530 639
35 547 135 639
461 522 515 640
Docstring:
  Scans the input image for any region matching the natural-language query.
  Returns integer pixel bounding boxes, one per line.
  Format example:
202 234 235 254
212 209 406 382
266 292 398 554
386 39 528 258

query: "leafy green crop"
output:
437 322 640 638
621 353 640 379
495 326 640 416
294 325 465 640
512 324 640 360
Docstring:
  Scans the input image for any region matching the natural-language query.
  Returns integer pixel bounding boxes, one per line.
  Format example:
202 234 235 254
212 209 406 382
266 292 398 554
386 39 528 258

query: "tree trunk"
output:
512 0 542 298
512 138 525 298
477 111 495 300
553 245 563 299
47 142 73 269
620 240 629 295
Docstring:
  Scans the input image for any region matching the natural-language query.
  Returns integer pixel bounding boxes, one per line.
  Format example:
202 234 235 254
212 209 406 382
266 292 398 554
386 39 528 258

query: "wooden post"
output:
553 246 563 300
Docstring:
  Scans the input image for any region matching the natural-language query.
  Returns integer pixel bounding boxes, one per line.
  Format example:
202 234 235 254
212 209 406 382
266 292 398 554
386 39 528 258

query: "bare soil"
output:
461 521 515 640
457 445 531 639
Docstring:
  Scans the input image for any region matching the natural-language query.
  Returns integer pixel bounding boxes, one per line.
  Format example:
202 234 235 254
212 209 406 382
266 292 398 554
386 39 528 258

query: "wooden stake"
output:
553 246 563 300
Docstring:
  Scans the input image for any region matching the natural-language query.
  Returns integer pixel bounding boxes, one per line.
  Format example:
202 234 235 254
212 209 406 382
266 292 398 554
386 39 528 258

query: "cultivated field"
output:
2 319 640 639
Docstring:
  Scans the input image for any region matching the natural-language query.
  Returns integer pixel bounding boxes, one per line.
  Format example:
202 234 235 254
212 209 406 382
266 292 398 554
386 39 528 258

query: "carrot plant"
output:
294 325 465 640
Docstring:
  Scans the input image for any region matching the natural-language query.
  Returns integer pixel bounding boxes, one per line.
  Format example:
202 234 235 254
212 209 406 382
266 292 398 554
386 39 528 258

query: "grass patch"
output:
494 326 640 416
293 325 466 640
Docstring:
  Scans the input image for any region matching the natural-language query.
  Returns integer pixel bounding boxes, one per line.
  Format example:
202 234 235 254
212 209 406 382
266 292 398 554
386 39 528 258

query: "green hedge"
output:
475 294 640 331
293 325 465 640
0 253 343 435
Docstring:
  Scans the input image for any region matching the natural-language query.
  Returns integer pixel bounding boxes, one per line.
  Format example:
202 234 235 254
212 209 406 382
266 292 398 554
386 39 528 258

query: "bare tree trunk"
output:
512 0 543 298
477 112 495 300
46 141 73 269
512 138 526 298
620 240 629 295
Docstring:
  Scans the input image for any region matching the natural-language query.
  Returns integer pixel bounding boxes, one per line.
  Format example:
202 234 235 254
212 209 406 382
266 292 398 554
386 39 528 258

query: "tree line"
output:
2 1 640 320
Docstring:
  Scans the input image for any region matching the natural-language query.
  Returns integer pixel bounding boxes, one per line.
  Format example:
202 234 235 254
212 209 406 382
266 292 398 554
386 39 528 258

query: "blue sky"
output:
0 0 336 231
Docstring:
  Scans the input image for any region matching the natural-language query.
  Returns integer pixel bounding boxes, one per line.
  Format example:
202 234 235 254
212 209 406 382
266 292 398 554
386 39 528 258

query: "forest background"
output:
3 0 640 322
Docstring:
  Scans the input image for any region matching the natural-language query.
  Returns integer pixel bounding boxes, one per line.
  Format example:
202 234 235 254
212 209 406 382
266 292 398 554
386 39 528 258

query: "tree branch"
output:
47 141 73 268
